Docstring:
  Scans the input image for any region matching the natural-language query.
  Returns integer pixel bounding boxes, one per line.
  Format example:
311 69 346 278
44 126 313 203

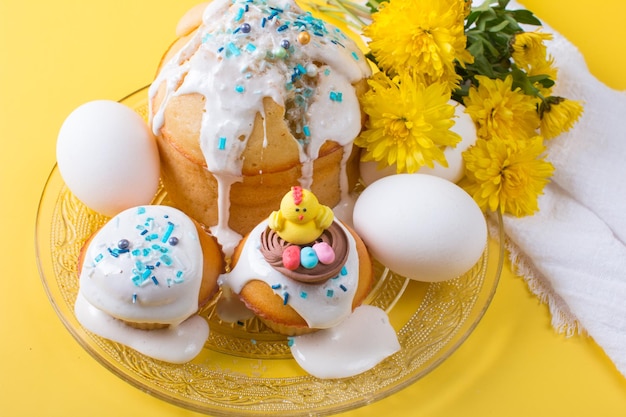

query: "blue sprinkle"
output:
132 276 142 286
351 51 360 61
296 63 306 75
135 260 145 271
132 293 137 304
235 84 245 93
330 39 345 48
167 278 173 287
326 289 334 297
226 42 241 57
147 233 158 241
107 248 119 258
218 136 227 150
202 33 211 43
300 291 308 299
283 292 290 305
303 125 311 137
251 339 257 345
261 17 267 27
271 283 282 290
161 254 173 266
324 68 331 76
146 265 154 270
176 271 183 278
142 248 151 256
161 222 175 243
268 11 278 20
340 266 348 276
217 46 224 53
137 207 146 214
339 284 348 292
131 249 140 256
287 337 295 347
330 91 343 102
141 269 151 279
234 7 245 21
151 276 159 286
140 229 148 236
155 261 161 267
277 24 289 32
245 43 257 52
94 253 103 263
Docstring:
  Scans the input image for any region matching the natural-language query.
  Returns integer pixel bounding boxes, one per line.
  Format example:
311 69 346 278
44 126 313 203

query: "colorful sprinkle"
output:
161 222 174 243
137 207 146 215
351 51 360 61
132 293 137 304
151 276 159 286
340 266 348 276
302 125 311 137
283 292 290 305
226 42 241 57
287 337 295 347
245 43 257 52
329 91 343 102
218 136 227 150
339 284 348 292
235 84 245 93
300 291 308 299
277 24 289 32
161 254 173 266
326 289 334 297
234 7 245 22
94 253 103 263
271 283 282 290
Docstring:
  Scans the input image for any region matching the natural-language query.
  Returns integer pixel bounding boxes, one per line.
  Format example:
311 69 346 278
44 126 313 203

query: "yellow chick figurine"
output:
268 186 334 245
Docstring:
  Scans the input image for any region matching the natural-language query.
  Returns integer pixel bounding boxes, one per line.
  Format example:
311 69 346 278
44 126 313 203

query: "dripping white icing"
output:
149 0 371 254
219 219 359 329
75 293 209 364
290 305 400 379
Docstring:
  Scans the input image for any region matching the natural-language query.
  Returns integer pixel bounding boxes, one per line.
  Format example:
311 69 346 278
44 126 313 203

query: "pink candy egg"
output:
313 242 335 264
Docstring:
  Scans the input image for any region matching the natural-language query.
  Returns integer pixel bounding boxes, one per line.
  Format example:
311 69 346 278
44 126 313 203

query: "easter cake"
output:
148 0 371 255
221 186 374 336
74 205 224 363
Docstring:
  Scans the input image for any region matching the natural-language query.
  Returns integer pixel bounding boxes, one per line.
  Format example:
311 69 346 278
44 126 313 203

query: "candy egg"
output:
360 102 477 186
353 174 487 282
313 242 335 265
56 100 160 217
282 245 301 271
300 247 319 269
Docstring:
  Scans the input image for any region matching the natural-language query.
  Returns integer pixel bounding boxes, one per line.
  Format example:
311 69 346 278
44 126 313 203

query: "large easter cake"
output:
149 0 371 256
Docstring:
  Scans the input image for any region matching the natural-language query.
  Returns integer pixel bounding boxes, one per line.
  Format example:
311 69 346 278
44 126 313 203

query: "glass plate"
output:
36 87 503 416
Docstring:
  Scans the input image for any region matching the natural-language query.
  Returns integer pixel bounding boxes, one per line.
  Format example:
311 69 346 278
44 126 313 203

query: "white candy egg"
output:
56 100 160 217
353 174 487 282
359 102 477 186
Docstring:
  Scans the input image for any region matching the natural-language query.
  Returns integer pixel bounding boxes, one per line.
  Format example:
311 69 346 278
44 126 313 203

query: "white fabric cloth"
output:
504 1 626 377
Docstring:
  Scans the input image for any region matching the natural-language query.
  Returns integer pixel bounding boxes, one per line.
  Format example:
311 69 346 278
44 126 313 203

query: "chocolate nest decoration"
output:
259 221 349 284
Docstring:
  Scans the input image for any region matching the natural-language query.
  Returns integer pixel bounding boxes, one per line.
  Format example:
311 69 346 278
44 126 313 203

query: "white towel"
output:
505 1 626 377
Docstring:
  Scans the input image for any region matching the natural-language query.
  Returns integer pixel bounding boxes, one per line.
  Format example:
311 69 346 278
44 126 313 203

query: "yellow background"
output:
1 0 625 416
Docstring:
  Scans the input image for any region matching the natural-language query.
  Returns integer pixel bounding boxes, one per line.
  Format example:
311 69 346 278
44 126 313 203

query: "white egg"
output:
359 102 477 186
353 174 487 282
56 100 160 217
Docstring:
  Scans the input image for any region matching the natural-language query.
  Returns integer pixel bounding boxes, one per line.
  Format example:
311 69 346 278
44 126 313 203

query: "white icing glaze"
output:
75 293 209 364
290 305 400 379
77 205 204 325
219 219 359 329
149 0 371 254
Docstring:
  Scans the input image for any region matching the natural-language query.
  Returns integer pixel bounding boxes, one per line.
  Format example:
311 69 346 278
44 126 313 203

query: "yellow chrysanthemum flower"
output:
365 0 472 88
464 75 540 141
539 96 584 139
461 136 554 217
511 30 553 70
356 71 461 173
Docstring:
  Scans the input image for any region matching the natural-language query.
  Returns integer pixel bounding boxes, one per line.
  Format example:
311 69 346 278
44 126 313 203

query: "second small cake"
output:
221 187 373 336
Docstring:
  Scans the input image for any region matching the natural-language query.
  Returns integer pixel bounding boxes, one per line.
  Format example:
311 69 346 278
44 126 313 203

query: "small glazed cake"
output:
220 187 373 336
75 205 224 363
149 0 371 255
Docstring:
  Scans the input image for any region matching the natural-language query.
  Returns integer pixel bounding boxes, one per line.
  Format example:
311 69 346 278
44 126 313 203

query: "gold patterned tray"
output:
35 87 503 416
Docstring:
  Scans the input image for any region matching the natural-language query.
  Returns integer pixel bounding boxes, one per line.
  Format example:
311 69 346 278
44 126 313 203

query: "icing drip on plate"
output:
290 305 400 379
149 0 371 255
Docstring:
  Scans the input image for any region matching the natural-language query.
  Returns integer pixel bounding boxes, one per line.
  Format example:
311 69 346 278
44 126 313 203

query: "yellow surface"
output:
1 0 625 416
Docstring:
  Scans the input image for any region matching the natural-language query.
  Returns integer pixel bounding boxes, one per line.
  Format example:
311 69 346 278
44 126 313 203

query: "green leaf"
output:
488 19 512 32
511 9 543 26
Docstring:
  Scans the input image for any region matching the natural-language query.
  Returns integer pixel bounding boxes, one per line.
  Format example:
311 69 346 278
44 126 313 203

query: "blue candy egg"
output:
300 247 319 269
